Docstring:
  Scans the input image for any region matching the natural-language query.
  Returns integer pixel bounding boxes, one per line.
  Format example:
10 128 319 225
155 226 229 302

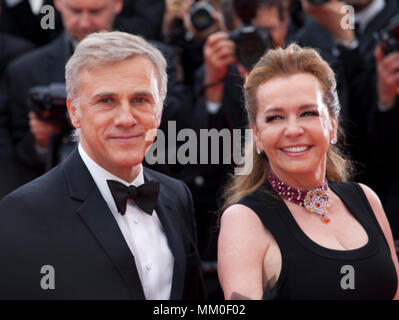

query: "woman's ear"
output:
250 122 262 153
330 116 338 142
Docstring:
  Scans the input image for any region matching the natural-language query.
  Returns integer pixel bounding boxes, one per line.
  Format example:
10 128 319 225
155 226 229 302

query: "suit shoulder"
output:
0 165 65 212
148 40 175 62
2 33 35 55
6 35 64 73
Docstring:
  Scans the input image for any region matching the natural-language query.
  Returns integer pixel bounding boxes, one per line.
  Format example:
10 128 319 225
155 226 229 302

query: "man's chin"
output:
72 33 91 42
112 154 145 168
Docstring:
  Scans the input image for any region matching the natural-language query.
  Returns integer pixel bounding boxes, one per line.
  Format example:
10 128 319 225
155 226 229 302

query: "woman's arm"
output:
359 183 399 299
217 204 269 300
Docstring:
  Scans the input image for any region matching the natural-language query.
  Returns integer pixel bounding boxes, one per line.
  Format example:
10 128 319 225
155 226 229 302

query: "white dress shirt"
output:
78 143 174 300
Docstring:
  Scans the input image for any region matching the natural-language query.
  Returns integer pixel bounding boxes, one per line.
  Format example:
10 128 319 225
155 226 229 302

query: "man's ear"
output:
53 0 62 13
156 111 162 129
114 0 123 15
282 12 289 26
66 98 81 129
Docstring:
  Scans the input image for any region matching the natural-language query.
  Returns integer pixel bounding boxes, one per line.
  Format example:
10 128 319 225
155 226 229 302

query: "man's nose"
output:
78 11 92 30
114 102 138 127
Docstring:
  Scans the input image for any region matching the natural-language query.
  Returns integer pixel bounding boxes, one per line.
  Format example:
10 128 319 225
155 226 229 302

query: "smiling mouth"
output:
111 134 144 141
280 146 312 153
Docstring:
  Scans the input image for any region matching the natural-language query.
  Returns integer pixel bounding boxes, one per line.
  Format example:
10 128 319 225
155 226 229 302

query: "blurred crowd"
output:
1 0 399 299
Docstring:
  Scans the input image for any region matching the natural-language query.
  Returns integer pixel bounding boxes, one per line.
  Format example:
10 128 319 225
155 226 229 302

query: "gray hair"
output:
65 31 168 114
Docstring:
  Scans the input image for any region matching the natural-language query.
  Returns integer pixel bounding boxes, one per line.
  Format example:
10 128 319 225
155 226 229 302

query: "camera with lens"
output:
28 83 70 128
378 14 399 55
190 1 215 31
307 0 329 6
228 0 272 70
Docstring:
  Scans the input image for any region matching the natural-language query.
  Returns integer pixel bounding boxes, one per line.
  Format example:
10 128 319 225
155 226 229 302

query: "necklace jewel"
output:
268 172 331 223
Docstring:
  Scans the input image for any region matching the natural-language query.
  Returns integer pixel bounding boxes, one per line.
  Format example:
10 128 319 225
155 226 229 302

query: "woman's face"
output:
252 73 337 186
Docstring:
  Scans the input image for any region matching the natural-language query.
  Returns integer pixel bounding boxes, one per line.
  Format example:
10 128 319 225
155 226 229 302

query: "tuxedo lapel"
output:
63 149 145 299
144 169 186 300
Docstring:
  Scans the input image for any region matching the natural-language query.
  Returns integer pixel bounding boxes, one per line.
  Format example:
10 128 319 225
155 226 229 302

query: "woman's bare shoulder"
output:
220 204 273 247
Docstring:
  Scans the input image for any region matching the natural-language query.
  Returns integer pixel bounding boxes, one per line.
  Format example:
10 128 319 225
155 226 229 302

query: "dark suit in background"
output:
0 0 165 46
0 33 71 199
0 32 35 157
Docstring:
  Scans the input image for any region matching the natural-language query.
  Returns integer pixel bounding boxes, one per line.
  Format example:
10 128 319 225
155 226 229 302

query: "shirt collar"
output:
355 0 385 33
78 143 144 212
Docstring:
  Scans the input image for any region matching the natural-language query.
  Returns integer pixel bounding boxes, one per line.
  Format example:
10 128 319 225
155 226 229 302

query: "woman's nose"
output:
284 118 304 138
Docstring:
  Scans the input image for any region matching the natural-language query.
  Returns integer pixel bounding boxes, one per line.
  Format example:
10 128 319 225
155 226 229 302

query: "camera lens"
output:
229 26 270 70
236 34 267 69
190 3 215 31
378 14 399 55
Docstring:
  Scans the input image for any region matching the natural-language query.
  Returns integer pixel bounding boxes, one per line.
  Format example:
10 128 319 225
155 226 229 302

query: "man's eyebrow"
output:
90 91 156 102
89 5 107 13
90 91 116 102
65 3 81 12
133 90 154 97
66 3 107 13
91 92 115 100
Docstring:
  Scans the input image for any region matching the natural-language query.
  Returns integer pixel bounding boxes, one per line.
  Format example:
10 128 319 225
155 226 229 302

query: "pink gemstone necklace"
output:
267 172 331 223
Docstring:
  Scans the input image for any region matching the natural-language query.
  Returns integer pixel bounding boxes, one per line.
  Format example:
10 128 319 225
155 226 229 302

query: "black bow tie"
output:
107 180 160 215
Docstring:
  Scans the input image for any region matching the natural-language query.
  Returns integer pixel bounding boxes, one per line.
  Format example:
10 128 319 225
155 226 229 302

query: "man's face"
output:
252 6 288 48
67 56 162 182
54 0 122 41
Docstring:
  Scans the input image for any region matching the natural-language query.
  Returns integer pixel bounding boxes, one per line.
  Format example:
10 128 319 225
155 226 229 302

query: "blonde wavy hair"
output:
222 43 353 210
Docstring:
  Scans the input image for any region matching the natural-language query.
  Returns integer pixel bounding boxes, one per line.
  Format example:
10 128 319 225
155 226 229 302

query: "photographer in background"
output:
298 0 399 62
198 0 291 130
162 0 226 86
362 18 399 239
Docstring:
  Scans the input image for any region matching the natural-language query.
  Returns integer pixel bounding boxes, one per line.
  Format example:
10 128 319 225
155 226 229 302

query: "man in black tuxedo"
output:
0 31 205 300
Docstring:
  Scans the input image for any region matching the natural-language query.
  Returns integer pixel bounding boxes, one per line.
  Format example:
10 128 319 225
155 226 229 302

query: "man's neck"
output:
78 142 142 184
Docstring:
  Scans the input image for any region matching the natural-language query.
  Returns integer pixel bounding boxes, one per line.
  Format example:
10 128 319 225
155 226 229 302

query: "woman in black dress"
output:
218 43 399 300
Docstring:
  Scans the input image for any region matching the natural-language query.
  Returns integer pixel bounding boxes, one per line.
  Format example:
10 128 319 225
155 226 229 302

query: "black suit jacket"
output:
0 0 164 45
0 33 70 199
0 148 205 299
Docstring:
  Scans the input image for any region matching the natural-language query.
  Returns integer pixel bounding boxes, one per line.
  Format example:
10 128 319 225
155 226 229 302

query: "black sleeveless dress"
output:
237 181 397 300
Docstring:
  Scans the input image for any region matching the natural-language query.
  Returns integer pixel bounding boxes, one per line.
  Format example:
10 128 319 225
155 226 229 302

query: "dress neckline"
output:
262 181 379 260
